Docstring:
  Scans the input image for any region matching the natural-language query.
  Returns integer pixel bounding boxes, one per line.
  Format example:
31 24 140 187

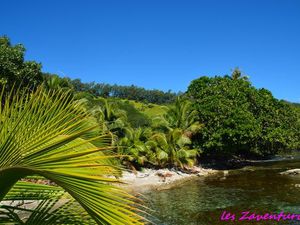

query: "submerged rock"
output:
280 169 300 176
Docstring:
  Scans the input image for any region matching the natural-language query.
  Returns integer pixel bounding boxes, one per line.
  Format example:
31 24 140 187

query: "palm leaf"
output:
0 86 145 224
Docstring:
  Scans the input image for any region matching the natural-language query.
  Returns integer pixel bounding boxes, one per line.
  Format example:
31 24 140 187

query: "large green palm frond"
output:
0 87 145 224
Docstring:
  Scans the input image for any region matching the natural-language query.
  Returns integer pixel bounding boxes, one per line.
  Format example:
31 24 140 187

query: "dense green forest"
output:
1 36 300 170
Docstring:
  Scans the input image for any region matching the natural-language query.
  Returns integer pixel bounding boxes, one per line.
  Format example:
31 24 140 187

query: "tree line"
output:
0 35 177 104
1 35 300 167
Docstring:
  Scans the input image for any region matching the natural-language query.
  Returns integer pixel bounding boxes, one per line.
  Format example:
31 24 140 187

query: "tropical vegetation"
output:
0 86 145 224
187 71 299 159
1 35 300 224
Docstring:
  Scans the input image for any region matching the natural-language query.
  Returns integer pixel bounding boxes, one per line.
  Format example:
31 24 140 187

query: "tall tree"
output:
0 36 43 91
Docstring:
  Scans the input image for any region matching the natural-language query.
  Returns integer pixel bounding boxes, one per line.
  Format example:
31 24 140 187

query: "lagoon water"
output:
145 157 300 225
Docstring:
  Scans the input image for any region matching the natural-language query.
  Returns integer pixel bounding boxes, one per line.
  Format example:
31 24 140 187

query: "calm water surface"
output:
145 157 300 225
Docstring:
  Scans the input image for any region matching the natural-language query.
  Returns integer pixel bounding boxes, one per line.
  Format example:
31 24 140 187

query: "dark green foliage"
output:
110 84 177 104
0 36 43 91
70 79 177 104
187 72 300 159
70 80 112 97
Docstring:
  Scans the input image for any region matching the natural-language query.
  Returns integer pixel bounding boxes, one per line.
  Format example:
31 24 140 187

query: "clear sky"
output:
1 0 300 102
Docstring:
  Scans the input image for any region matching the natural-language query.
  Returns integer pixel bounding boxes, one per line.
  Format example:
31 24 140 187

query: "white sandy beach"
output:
120 167 219 192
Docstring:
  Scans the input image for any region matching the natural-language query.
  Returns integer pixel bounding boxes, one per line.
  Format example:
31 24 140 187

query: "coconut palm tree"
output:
152 97 202 136
147 129 198 169
89 98 128 137
118 127 152 168
0 87 144 224
44 74 74 91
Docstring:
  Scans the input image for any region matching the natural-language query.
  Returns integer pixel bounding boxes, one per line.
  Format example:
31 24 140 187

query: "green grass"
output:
126 100 168 117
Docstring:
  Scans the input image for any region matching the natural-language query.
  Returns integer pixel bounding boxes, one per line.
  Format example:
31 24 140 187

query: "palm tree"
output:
148 97 202 168
118 127 152 168
90 98 128 136
147 129 198 168
44 74 74 90
152 97 202 136
0 87 144 224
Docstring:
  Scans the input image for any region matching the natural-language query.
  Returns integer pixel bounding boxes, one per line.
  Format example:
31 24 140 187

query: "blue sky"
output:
1 0 300 102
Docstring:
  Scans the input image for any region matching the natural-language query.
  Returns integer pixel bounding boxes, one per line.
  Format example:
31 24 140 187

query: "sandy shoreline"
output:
120 166 219 192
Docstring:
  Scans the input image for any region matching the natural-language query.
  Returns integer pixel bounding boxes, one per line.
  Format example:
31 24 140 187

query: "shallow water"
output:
145 157 300 225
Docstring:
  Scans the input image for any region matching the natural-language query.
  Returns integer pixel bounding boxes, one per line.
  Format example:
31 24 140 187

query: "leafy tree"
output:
187 73 299 159
249 89 300 156
0 36 43 91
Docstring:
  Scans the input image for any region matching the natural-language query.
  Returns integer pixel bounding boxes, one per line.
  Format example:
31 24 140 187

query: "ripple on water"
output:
145 158 300 225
